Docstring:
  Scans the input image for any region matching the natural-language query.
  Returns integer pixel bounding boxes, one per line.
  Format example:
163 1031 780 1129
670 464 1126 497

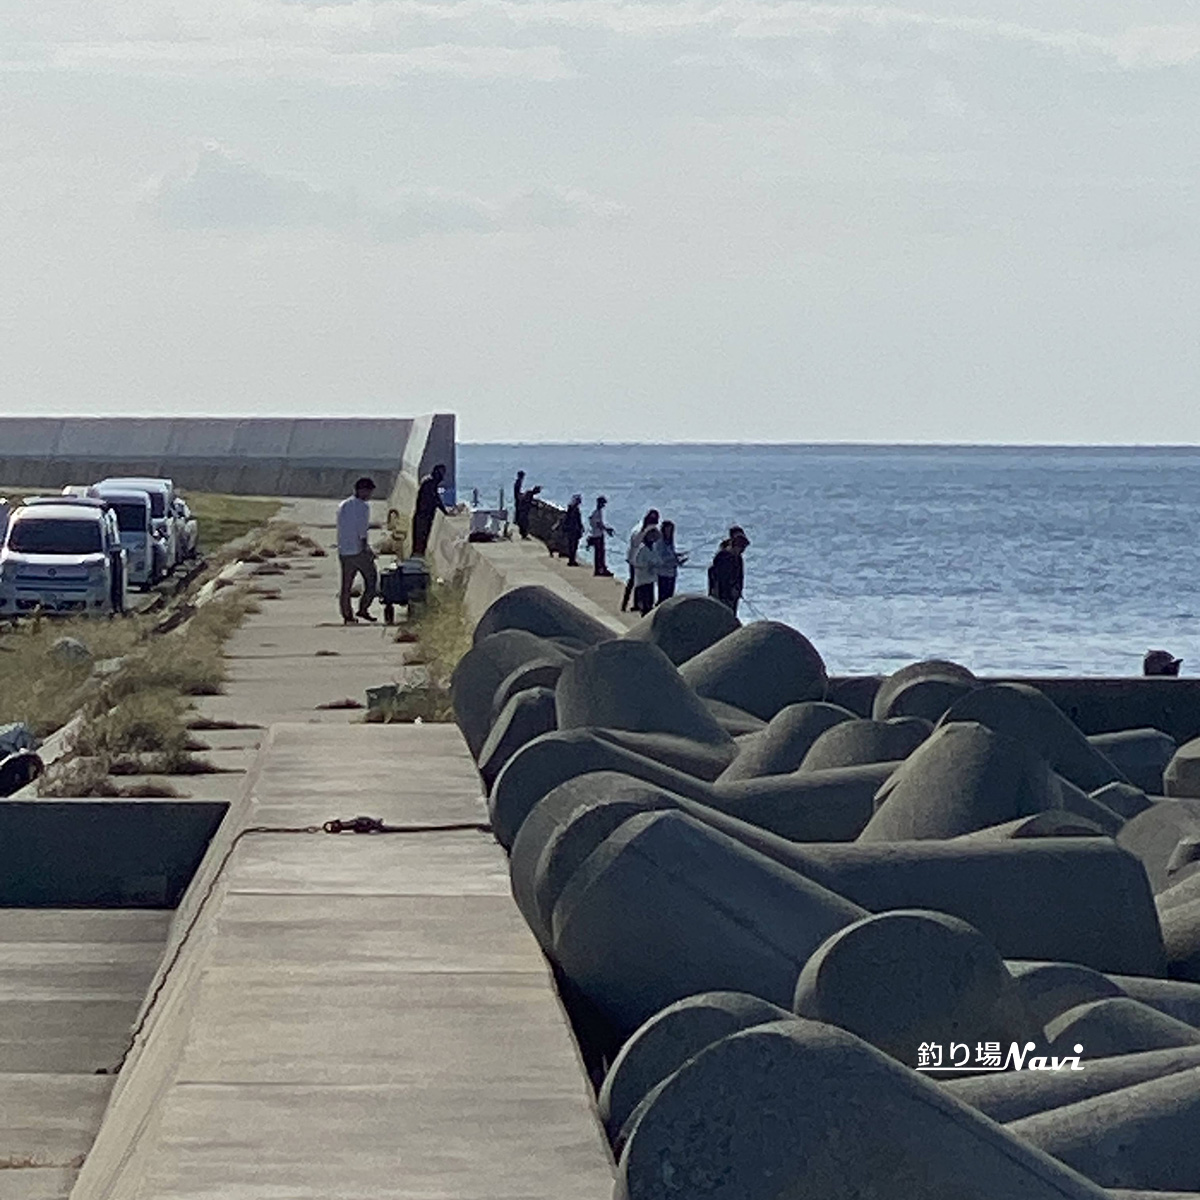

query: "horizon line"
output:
461 439 1200 449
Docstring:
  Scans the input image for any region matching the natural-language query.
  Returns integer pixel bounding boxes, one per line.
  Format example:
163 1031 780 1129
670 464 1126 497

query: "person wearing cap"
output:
1144 649 1182 677
562 494 585 566
337 476 378 625
708 526 750 615
410 463 448 557
589 496 614 576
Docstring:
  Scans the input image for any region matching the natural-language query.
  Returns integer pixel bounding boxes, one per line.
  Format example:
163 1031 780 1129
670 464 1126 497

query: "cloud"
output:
144 142 629 237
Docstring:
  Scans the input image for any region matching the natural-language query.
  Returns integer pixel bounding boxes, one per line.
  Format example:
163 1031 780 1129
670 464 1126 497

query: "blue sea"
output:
458 444 1200 677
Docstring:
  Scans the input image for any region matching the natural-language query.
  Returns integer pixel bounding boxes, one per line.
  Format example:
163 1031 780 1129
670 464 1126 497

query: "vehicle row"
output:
0 477 200 617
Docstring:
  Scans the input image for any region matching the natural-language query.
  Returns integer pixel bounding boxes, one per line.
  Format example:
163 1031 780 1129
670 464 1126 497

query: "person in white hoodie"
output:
622 508 660 612
631 526 662 616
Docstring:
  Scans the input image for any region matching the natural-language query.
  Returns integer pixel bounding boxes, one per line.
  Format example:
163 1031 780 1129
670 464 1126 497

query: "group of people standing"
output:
617 508 688 616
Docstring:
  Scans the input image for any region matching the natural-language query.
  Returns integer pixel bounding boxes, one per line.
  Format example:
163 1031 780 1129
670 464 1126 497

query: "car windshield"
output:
142 492 166 518
112 503 148 532
8 519 102 555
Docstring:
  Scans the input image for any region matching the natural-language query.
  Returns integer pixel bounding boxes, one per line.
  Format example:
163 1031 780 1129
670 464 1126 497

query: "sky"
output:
2 1 1199 443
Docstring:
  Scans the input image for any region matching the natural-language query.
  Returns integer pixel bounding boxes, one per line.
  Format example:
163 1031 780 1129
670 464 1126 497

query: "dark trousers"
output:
411 513 433 557
339 552 377 621
592 538 608 575
633 583 655 615
566 536 581 566
622 570 635 611
657 574 676 603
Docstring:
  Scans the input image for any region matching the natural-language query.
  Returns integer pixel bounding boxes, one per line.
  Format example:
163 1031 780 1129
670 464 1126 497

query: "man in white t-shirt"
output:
336 477 378 624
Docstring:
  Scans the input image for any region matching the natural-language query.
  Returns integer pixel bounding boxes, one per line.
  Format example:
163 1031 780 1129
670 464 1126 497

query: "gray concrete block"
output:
488 729 718 850
451 629 570 759
940 682 1127 792
1056 779 1128 836
476 687 558 793
1089 729 1177 795
679 621 827 721
718 701 857 782
862 722 1064 842
621 593 741 665
1091 781 1155 820
945 1044 1200 1123
1161 898 1200 983
793 909 1034 1068
954 812 1108 841
872 659 977 721
708 761 900 841
798 716 931 772
1008 1065 1200 1192
1106 975 1200 1027
1166 737 1200 798
555 640 734 748
551 810 867 1035
826 675 882 717
1046 997 1200 1057
702 699 766 737
771 840 1167 976
490 659 565 724
618 1019 1111 1200
1117 799 1200 893
598 992 791 1145
589 730 735 781
473 584 615 647
1006 961 1127 1027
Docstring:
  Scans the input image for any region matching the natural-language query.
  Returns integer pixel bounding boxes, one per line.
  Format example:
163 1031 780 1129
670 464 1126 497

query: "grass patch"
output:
183 492 282 551
367 578 471 724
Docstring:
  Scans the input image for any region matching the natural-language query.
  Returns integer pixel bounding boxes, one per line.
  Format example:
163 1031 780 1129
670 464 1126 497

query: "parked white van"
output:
0 503 127 616
96 478 180 570
98 490 159 589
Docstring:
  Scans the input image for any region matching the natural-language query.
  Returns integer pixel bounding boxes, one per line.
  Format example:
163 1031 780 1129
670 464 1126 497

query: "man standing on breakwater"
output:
562 494 585 566
513 471 525 521
337 476 378 625
709 526 749 615
410 463 448 557
589 496 614 576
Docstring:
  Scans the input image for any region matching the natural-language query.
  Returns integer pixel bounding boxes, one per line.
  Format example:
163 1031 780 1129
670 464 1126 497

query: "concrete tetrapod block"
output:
1005 961 1128 1028
471 583 616 647
1089 729 1177 795
489 658 565 724
792 909 1035 1068
621 593 740 665
954 812 1108 841
556 640 734 748
1116 799 1200 893
1007 1065 1200 1192
798 716 931 772
550 810 867 1035
702 699 766 737
488 729 719 849
1045 997 1200 1057
939 681 1128 792
862 721 1065 842
717 701 857 782
708 761 901 841
617 1019 1112 1200
1159 898 1200 983
876 675 978 723
451 629 570 758
476 687 558 793
1057 778 1128 836
767 840 1167 976
1091 781 1155 820
945 1044 1200 1123
678 621 828 721
1166 737 1200 798
598 992 792 1146
1106 975 1200 1027
586 730 735 781
871 658 977 721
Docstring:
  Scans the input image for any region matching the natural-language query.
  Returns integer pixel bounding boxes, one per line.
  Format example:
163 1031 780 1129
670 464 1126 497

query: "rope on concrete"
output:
104 816 493 1076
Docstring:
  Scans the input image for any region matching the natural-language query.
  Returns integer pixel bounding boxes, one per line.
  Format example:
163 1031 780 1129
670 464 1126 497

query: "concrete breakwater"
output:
451 580 1200 1198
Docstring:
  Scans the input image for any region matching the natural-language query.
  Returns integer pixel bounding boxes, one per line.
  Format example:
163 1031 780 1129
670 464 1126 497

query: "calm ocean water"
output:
458 444 1200 677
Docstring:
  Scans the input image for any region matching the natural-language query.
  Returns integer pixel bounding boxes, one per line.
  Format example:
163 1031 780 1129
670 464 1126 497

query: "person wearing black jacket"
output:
562 494 585 566
708 527 749 615
410 463 448 556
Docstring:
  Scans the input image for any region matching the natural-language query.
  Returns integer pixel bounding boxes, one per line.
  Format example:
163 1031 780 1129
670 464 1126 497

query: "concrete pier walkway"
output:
67 501 615 1199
